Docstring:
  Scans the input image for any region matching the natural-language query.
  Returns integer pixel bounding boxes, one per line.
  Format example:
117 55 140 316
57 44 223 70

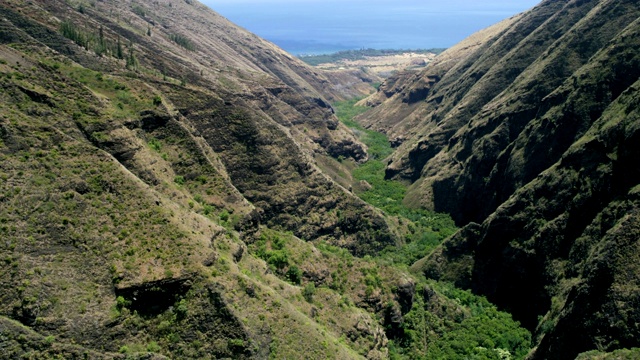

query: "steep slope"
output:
356 13 523 141
0 0 408 358
358 0 640 358
0 0 394 252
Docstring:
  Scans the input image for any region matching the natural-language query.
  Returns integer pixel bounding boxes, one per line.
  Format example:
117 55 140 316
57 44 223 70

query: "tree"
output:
302 283 316 302
126 43 138 70
116 36 124 59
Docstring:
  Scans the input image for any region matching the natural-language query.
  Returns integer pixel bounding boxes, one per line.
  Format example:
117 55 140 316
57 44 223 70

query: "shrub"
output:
169 33 196 51
132 5 146 17
146 341 161 353
175 299 188 320
302 283 316 302
174 175 185 185
228 338 245 348
44 335 55 345
148 138 162 152
195 175 208 184
203 204 214 216
267 250 289 270
286 265 302 285
272 236 285 250
115 296 130 314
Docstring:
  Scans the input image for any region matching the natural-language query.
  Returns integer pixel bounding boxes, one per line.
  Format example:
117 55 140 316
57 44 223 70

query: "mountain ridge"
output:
359 0 640 358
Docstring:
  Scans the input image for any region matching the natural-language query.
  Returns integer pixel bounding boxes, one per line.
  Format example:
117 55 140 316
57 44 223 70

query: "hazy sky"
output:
200 0 542 53
203 0 540 9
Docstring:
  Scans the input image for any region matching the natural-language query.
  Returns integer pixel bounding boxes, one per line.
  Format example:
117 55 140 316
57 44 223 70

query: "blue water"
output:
202 0 541 55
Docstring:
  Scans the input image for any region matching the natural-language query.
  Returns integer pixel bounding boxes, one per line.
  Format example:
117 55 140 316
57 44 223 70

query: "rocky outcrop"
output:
114 276 193 317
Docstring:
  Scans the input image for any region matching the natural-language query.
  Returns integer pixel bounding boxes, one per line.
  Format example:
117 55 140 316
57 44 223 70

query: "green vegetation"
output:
252 232 294 277
393 282 532 360
60 21 125 60
126 46 138 70
169 33 196 51
334 99 392 160
52 64 145 121
576 348 640 359
302 283 316 302
174 175 186 185
148 138 162 152
333 99 457 265
59 20 90 49
131 5 146 18
379 212 456 267
44 335 55 345
333 99 403 215
333 99 532 359
299 48 447 66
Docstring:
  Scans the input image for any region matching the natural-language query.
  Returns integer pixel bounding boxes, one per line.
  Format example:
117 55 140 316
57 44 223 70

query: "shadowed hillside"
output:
358 0 640 358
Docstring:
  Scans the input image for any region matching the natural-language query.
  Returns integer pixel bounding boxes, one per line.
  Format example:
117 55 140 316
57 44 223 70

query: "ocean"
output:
202 0 541 55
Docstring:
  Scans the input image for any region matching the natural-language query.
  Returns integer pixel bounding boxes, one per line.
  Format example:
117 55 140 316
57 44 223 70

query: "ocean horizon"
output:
202 0 541 55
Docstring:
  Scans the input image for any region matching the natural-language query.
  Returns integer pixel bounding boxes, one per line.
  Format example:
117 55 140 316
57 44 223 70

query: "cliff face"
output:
361 0 640 357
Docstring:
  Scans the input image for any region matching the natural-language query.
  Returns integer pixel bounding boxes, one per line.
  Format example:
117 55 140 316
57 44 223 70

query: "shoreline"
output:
299 48 445 77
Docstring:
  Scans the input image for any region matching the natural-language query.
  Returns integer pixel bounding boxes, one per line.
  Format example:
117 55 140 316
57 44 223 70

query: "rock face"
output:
361 0 640 358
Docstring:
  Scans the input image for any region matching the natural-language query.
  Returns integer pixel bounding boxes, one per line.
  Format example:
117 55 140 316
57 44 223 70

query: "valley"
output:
0 0 639 359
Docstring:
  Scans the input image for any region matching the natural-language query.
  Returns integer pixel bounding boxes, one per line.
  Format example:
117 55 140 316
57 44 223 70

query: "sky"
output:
200 0 542 54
